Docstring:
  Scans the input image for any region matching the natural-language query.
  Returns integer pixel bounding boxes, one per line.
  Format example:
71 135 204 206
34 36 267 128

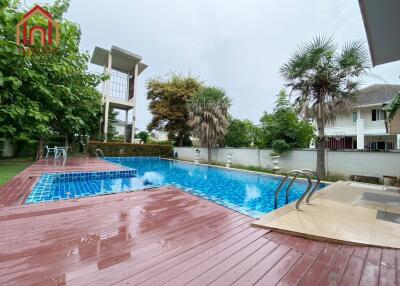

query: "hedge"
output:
88 141 173 157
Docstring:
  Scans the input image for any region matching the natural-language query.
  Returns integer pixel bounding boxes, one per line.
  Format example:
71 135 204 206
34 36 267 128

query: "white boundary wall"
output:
173 147 400 178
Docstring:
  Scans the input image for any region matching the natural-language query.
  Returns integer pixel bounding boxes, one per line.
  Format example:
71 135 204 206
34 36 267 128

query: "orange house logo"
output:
16 5 60 52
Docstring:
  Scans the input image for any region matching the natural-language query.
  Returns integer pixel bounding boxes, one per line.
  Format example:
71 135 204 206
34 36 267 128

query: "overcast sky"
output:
27 0 400 130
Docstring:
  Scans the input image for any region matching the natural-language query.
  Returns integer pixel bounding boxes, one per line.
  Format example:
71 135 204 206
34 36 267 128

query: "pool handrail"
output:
274 170 312 210
301 169 321 204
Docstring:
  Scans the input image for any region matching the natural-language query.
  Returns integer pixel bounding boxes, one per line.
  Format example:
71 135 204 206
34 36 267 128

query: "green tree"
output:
224 118 259 147
0 0 105 158
187 86 231 163
387 92 400 120
280 36 370 178
136 131 149 143
258 90 315 153
106 108 118 141
147 74 202 146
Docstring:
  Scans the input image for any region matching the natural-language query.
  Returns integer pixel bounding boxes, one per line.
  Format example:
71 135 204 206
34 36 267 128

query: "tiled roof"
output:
357 84 400 106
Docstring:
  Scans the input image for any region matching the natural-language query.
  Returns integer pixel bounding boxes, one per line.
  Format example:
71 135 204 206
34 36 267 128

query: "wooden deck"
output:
0 157 123 207
0 157 398 285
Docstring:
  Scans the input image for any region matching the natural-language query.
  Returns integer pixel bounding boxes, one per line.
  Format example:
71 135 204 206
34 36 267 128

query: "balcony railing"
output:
110 69 129 101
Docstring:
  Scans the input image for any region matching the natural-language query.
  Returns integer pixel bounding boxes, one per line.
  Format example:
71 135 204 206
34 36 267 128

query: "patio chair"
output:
55 147 69 160
45 145 56 158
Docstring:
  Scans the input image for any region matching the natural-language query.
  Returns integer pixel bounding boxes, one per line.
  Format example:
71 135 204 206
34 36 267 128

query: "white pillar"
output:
103 100 109 142
130 63 139 143
105 53 112 99
124 110 128 143
103 53 112 142
357 117 365 150
397 134 400 150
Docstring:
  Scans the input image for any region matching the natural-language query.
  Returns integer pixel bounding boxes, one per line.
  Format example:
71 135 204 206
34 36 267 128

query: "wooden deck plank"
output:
359 247 383 286
319 245 355 285
231 244 291 286
0 157 398 286
159 233 269 286
298 244 341 286
255 248 303 285
186 237 269 286
209 240 279 286
276 253 318 286
339 254 365 285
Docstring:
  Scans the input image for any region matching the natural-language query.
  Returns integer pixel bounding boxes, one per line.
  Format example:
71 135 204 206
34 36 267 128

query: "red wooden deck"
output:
0 157 398 285
0 157 123 207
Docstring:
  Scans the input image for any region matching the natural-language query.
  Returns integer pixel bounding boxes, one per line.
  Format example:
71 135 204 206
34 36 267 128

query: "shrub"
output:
88 141 173 157
271 139 291 154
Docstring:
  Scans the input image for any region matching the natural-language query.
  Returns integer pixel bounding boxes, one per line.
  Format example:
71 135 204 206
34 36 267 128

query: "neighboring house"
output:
114 120 127 137
313 84 400 151
150 130 168 142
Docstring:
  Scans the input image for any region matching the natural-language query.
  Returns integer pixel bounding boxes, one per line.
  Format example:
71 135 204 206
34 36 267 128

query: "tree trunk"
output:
178 134 183 147
35 138 44 160
316 119 326 179
207 145 212 164
64 135 69 147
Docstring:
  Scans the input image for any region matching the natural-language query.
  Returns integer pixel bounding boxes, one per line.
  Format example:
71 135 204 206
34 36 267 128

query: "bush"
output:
88 141 173 157
271 139 291 154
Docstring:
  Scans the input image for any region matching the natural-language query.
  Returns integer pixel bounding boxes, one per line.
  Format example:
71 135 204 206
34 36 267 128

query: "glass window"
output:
352 112 357 122
372 109 386 121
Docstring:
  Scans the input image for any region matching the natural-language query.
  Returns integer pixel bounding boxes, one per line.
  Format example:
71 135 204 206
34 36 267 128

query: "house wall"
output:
324 116 357 136
389 112 400 134
174 147 400 178
323 106 387 136
360 107 387 134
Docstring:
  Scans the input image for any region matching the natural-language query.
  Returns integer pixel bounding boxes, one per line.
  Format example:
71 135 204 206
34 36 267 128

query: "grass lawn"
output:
0 158 34 186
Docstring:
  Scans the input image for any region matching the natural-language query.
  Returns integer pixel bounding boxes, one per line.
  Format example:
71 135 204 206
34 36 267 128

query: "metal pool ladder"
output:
274 169 320 210
95 149 105 158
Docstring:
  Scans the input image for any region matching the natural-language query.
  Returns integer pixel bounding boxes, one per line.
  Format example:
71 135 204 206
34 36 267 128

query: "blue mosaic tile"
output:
26 169 142 205
100 157 327 218
26 157 327 218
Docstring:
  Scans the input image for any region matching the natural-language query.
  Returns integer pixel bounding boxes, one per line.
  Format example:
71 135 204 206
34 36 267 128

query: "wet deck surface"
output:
0 157 123 207
0 157 399 285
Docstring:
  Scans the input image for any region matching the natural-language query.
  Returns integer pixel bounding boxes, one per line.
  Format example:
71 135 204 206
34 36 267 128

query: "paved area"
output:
254 181 400 249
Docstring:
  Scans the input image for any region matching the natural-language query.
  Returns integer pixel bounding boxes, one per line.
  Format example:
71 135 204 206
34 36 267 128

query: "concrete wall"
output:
174 147 400 178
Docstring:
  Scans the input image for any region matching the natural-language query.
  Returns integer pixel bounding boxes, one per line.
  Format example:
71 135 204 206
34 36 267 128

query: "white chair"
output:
45 145 56 158
55 147 68 160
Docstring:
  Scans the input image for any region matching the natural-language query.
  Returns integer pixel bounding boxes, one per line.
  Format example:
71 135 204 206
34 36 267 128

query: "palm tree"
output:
187 86 231 163
281 36 370 178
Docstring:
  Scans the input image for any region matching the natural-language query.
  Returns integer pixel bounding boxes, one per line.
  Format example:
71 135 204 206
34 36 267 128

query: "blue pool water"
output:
27 157 326 217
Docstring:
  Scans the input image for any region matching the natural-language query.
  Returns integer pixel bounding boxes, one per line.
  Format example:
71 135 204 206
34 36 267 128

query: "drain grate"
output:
360 192 400 207
377 210 400 224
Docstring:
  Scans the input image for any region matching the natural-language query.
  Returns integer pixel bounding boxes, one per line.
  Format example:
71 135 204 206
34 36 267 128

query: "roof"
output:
357 84 400 106
358 0 400 66
90 45 147 75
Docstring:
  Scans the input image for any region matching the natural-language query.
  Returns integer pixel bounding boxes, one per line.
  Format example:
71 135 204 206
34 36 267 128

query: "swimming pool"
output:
26 157 326 217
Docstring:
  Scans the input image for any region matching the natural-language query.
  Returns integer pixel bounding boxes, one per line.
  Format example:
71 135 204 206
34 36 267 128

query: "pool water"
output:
26 157 326 218
106 157 326 217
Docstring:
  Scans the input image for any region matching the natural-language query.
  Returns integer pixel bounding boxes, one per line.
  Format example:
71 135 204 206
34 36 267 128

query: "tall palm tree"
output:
187 86 231 163
281 36 370 178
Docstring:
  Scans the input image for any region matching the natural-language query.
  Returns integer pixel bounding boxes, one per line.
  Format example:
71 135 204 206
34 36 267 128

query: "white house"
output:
314 84 400 151
149 130 169 142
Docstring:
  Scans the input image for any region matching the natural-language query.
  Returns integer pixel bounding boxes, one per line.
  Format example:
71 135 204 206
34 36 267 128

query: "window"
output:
372 109 386 121
352 112 357 122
